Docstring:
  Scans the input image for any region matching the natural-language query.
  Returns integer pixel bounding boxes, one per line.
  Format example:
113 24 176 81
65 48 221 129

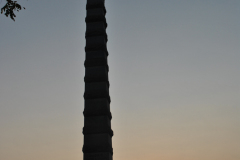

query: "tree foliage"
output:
1 0 25 21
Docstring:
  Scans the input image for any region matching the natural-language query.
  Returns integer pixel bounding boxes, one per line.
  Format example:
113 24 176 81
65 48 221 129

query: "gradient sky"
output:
0 0 239 160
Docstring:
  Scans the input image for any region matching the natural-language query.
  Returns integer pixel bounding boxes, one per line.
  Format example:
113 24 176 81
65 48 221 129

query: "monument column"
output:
83 0 113 160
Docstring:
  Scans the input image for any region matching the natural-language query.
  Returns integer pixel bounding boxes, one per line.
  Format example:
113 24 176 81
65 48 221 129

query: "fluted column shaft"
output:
83 0 113 160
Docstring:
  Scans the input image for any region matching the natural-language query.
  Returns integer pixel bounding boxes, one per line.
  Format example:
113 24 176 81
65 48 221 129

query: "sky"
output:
0 0 239 160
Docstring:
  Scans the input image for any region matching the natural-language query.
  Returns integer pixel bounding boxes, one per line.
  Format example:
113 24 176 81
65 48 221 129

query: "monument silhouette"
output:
83 0 113 160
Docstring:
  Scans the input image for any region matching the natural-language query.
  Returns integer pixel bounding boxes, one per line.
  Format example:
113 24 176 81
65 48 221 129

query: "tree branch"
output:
1 0 25 21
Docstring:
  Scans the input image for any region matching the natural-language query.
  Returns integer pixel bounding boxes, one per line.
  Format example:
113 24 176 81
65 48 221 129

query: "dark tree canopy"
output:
1 0 25 21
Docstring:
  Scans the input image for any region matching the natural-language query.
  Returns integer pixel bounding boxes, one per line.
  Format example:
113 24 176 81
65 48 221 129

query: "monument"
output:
83 0 113 160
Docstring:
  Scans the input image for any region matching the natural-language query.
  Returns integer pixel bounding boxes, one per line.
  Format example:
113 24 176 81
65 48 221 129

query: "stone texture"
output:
84 152 112 160
85 66 108 83
83 99 112 119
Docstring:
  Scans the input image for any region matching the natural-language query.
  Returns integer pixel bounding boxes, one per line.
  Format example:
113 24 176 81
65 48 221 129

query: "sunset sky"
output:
0 0 239 160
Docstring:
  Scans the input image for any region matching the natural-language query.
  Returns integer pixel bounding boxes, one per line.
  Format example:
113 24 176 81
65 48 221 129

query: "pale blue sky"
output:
0 0 239 160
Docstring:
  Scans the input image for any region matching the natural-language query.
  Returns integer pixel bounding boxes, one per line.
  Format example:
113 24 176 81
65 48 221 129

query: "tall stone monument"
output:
83 0 113 160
